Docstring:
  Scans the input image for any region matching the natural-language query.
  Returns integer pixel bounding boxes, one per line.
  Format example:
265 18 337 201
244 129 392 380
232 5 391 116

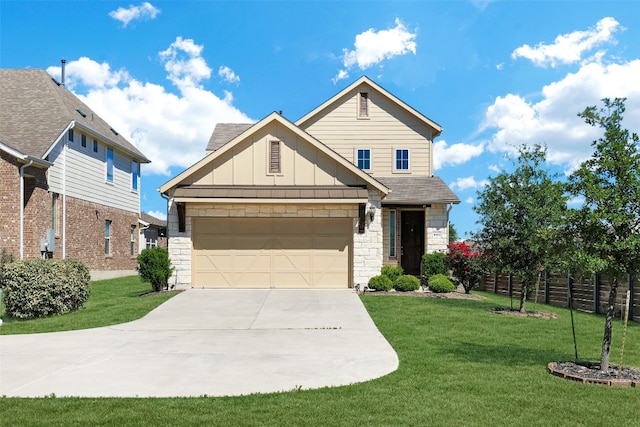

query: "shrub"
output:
368 274 393 291
393 275 421 292
2 259 90 319
446 242 484 294
137 247 174 292
381 265 404 282
0 248 15 288
428 274 456 293
421 252 448 278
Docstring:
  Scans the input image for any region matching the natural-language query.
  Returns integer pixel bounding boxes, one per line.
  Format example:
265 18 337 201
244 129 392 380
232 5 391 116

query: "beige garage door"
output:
192 218 352 288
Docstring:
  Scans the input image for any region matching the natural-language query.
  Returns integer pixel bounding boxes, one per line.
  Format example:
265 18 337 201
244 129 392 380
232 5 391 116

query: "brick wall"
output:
1 154 138 270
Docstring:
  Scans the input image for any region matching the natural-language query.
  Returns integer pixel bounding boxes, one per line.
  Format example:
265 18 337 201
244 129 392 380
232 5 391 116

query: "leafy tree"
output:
449 223 459 243
473 144 569 312
568 98 640 371
137 247 174 292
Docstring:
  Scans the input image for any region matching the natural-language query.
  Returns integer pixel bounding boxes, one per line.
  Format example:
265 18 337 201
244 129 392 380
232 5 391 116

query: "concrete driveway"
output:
0 289 398 397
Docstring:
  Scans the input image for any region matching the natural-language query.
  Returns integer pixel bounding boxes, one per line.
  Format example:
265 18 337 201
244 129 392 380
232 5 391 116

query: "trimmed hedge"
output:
421 252 448 278
381 265 404 283
393 275 421 292
137 247 173 292
368 274 393 291
428 274 456 293
2 259 90 319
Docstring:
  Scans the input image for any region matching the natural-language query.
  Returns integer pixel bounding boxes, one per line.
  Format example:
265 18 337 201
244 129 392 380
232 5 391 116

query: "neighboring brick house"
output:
160 76 459 289
0 69 150 276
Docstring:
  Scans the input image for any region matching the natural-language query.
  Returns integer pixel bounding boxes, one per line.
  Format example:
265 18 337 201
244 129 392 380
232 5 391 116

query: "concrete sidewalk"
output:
0 289 398 398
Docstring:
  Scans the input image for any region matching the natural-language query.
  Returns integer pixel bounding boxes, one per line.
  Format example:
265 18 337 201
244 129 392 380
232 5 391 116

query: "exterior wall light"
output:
369 206 376 221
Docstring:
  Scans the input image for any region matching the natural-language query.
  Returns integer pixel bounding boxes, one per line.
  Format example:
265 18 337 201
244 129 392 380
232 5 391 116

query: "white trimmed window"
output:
106 148 114 182
105 220 112 255
130 225 136 256
357 149 371 170
394 148 410 171
131 161 139 191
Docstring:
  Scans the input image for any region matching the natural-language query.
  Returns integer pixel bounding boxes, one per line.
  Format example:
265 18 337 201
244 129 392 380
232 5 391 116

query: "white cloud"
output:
145 210 167 221
450 176 489 191
47 38 253 176
218 66 240 84
109 2 160 27
433 140 484 170
512 17 621 68
334 18 417 82
488 164 501 173
465 197 474 204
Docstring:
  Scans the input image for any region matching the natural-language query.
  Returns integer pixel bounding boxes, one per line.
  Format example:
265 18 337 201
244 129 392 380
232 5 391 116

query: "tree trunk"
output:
600 276 619 371
519 282 527 313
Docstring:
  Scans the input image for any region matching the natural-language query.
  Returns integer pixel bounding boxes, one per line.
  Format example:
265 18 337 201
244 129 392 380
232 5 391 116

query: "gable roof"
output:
296 76 443 137
140 212 166 227
207 123 253 152
160 111 389 195
0 69 149 163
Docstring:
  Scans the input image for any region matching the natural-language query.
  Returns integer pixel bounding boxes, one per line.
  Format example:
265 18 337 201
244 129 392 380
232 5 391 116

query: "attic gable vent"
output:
110 127 119 136
76 109 87 118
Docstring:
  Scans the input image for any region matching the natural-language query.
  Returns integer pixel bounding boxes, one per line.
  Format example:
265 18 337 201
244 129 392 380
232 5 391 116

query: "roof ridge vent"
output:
110 127 119 136
76 109 87 118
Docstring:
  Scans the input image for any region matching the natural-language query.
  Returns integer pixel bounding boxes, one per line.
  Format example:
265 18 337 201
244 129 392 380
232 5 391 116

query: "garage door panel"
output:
193 218 351 288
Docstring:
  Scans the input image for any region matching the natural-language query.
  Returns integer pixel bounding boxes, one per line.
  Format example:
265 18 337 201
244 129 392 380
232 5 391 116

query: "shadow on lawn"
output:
443 341 572 367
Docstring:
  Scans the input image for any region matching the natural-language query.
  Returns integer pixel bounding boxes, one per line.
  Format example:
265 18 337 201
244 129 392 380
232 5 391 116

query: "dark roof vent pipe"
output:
61 59 66 88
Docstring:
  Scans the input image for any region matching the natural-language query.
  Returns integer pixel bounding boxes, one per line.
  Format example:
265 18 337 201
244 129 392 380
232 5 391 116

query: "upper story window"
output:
81 134 86 148
358 92 369 118
269 140 281 174
93 140 98 153
357 149 371 170
106 148 114 182
68 129 74 142
131 161 139 191
395 149 410 171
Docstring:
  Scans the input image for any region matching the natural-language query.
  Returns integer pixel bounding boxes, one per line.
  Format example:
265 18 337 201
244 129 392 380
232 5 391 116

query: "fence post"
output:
593 273 600 314
567 271 572 308
543 270 549 304
493 272 498 294
508 274 513 297
628 275 634 321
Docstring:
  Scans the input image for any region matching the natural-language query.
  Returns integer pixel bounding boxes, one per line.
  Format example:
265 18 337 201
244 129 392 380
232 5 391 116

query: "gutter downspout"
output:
19 160 34 260
62 139 67 258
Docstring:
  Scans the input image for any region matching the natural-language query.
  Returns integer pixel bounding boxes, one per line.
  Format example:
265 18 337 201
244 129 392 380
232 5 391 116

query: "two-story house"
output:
0 69 150 276
159 76 459 289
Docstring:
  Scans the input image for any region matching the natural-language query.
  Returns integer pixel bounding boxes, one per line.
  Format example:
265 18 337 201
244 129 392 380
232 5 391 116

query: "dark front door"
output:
401 211 425 276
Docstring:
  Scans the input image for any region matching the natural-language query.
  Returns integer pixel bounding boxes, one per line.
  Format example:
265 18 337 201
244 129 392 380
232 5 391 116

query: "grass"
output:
1 291 639 426
0 276 179 335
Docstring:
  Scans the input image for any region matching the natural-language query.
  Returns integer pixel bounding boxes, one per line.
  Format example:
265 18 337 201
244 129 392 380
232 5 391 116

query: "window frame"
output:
104 220 112 256
68 129 74 142
394 148 410 172
93 139 99 153
356 148 371 171
106 147 114 183
131 160 139 191
130 225 136 257
81 134 86 148
51 193 60 237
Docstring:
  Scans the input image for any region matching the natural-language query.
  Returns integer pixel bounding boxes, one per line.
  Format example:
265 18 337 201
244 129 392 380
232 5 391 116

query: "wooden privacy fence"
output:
480 272 638 322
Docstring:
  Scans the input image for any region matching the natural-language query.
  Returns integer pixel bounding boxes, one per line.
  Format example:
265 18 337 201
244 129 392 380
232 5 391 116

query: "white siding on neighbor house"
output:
184 122 368 188
46 132 140 214
301 86 434 177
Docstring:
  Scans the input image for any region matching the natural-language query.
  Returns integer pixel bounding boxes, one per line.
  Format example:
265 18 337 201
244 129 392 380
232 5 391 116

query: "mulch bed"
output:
361 288 485 300
548 361 640 386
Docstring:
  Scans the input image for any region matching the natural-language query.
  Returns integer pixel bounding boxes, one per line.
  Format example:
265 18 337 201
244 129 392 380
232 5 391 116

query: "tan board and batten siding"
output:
299 85 434 177
192 218 351 288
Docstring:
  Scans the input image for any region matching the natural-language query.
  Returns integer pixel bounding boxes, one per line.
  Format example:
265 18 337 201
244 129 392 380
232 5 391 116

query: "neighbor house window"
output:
358 92 369 118
131 161 139 191
357 149 371 170
68 129 74 142
130 225 136 256
106 148 114 182
104 220 112 255
144 228 158 249
81 134 86 148
93 140 98 153
389 210 396 257
269 140 281 173
395 149 409 171
51 193 60 236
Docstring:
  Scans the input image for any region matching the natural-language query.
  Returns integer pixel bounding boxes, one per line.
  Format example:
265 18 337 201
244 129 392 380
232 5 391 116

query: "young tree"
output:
568 98 640 371
449 223 459 243
474 145 569 312
447 242 483 294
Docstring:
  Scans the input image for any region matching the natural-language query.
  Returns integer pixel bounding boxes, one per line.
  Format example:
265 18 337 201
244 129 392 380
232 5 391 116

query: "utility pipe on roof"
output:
19 160 34 260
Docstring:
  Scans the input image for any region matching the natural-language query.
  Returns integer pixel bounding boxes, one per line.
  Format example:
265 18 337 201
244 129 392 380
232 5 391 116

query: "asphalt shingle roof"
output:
0 69 148 162
377 176 460 204
206 123 253 152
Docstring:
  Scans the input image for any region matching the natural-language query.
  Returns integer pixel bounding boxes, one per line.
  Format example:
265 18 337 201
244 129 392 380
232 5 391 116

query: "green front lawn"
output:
1 291 638 426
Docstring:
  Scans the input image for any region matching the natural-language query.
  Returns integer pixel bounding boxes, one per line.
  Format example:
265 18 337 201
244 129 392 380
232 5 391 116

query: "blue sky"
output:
2 1 639 239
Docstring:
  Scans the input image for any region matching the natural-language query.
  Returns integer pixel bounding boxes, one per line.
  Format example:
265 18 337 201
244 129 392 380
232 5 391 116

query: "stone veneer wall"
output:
166 192 384 289
425 204 449 253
